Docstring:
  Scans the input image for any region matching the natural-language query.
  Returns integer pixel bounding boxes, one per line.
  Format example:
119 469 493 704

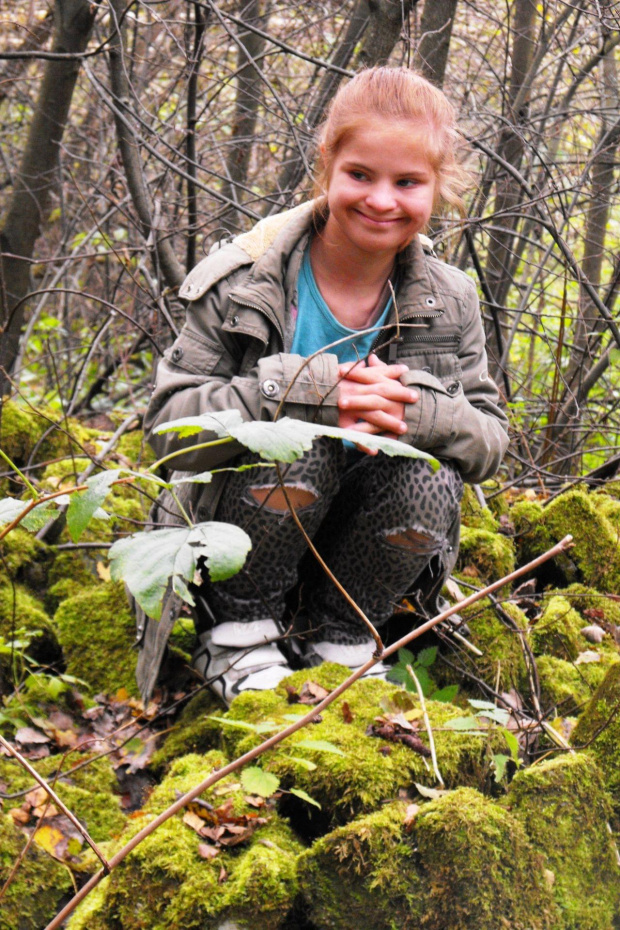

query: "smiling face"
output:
321 120 437 261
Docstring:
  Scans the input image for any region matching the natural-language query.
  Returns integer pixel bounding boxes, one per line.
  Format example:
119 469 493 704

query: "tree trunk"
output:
220 0 272 231
483 0 538 379
0 0 98 396
414 0 459 86
107 0 184 292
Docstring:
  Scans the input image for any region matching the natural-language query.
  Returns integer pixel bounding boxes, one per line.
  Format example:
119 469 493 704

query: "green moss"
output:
592 491 620 533
414 787 559 930
505 753 620 929
457 527 515 584
531 596 587 660
115 430 156 468
537 655 593 715
215 666 507 825
53 582 138 695
0 812 73 929
299 801 426 929
460 485 499 532
510 498 551 566
150 688 223 774
441 598 528 693
46 549 102 611
0 582 52 639
571 664 620 818
0 529 45 579
0 754 125 844
69 752 303 930
560 583 620 628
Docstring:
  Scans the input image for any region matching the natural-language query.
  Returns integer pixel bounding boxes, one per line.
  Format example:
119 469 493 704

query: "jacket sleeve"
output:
144 280 340 471
399 278 509 484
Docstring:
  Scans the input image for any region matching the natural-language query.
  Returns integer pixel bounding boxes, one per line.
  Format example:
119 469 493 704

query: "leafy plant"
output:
387 646 459 703
444 699 521 783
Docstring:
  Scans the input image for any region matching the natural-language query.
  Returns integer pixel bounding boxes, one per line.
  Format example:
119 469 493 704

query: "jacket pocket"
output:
397 340 462 383
164 326 224 376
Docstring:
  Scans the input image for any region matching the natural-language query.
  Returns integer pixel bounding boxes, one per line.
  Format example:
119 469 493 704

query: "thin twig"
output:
43 534 573 930
406 664 444 787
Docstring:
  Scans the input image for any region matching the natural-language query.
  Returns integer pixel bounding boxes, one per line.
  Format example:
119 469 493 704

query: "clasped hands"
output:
337 352 418 454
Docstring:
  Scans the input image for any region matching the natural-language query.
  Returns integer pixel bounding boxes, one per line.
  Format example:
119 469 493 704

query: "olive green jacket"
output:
135 201 509 701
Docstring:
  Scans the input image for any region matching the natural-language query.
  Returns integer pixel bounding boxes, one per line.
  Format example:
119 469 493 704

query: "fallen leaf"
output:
415 783 448 800
198 842 219 860
96 561 111 582
219 866 228 883
9 808 30 825
404 803 420 830
32 823 66 858
575 650 601 665
580 624 606 644
183 811 207 834
26 787 50 809
15 727 49 746
341 701 354 723
33 803 60 819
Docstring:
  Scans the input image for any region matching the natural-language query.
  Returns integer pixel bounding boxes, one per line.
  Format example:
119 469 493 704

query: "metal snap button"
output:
171 347 183 361
231 314 240 327
447 381 460 395
422 366 432 373
425 296 436 307
261 379 279 398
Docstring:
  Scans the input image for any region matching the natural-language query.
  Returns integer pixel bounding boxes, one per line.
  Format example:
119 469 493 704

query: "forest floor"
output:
2 404 620 930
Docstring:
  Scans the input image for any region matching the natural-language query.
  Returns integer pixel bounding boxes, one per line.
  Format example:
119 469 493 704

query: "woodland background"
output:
2 3 620 930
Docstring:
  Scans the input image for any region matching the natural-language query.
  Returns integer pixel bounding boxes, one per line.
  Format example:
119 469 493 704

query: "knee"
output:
385 527 440 554
250 485 318 512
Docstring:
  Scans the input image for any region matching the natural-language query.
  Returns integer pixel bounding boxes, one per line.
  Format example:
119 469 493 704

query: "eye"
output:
397 178 418 188
350 170 368 181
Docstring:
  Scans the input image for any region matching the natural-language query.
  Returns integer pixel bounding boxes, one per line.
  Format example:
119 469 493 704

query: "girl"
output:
136 67 509 705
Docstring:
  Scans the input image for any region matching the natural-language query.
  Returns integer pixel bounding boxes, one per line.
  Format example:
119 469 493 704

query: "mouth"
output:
355 211 403 227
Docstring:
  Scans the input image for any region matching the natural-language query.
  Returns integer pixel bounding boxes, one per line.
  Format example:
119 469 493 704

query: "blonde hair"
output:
313 67 469 218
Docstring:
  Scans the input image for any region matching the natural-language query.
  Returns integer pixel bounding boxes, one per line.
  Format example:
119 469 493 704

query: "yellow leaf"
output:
96 561 111 582
183 811 206 834
33 823 65 858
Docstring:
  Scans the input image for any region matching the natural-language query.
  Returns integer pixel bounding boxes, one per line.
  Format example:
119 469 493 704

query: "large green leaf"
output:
154 411 439 468
108 521 251 619
240 766 280 798
0 496 63 532
66 469 122 542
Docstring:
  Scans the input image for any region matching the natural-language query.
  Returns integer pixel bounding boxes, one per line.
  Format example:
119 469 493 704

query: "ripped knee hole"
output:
249 485 317 512
386 528 439 554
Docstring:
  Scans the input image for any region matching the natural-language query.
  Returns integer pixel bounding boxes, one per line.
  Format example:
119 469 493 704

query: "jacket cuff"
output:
401 369 458 447
257 352 340 424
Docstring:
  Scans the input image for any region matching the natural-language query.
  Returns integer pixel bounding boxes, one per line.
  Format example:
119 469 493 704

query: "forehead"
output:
336 119 437 171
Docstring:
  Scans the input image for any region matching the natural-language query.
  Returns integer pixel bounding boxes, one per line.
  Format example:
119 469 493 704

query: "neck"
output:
310 234 396 290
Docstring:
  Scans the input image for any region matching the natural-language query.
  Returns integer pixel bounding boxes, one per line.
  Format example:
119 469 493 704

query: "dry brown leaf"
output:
341 701 354 723
8 807 30 825
218 866 228 883
183 811 207 834
197 842 219 860
404 803 420 830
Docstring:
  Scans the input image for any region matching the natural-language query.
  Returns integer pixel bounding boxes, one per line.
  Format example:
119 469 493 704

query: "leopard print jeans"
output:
199 438 463 645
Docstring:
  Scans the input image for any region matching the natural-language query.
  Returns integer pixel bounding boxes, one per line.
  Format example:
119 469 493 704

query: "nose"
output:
364 182 397 213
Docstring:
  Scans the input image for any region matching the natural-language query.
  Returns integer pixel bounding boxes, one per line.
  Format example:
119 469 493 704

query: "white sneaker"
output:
192 621 293 705
308 639 389 678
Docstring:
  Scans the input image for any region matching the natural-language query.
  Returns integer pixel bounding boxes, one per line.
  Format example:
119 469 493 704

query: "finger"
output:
339 389 415 410
352 409 408 434
338 363 409 384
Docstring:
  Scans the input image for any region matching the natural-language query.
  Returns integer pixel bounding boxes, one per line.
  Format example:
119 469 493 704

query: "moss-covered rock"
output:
571 664 620 818
68 751 303 930
214 665 507 826
0 754 125 844
415 787 558 930
531 596 586 660
440 598 528 693
456 527 515 584
115 429 156 468
460 485 499 533
505 753 620 929
543 489 620 591
511 498 550 566
0 812 73 929
45 549 102 611
537 655 593 715
53 582 138 695
561 583 620 629
299 801 425 929
150 688 222 774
